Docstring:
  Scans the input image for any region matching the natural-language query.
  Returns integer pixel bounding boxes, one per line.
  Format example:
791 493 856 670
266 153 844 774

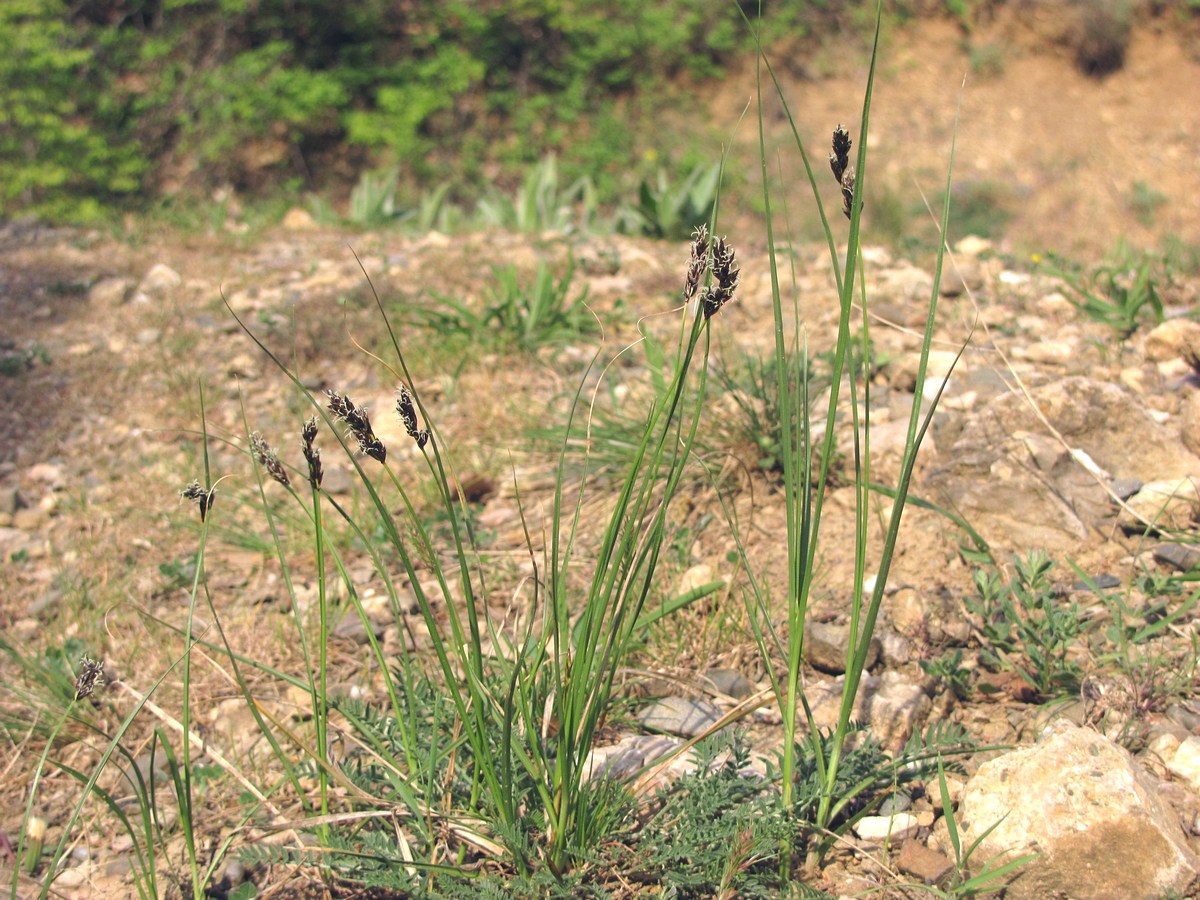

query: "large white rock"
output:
958 721 1196 899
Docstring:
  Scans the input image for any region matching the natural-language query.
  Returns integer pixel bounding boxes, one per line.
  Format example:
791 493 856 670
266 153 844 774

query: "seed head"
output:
301 416 323 488
683 225 710 303
74 656 105 701
702 234 740 320
180 480 215 521
327 390 386 463
250 432 290 487
830 124 852 185
395 385 430 450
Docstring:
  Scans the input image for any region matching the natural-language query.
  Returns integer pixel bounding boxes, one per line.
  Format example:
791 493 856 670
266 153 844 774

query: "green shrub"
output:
0 0 145 220
5 0 904 222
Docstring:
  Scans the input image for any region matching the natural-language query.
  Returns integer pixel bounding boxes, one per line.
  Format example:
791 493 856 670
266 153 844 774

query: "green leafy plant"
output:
1130 180 1167 228
638 731 798 898
921 648 974 701
408 256 597 353
0 342 51 377
963 552 1085 698
617 162 724 240
0 0 145 220
1076 564 1200 743
347 168 402 226
728 3 965 873
1040 246 1166 338
475 155 598 234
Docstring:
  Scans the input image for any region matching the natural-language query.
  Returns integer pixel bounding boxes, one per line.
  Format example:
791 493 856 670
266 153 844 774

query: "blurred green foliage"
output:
0 0 762 223
9 0 1191 225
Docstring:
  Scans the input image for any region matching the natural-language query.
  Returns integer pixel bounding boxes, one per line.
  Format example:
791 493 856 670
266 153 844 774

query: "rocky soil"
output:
3 213 1200 896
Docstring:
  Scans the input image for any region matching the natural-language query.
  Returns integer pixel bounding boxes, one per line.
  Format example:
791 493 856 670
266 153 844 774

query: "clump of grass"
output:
204 217 740 892
17 6 993 894
405 256 598 353
1039 243 1166 338
476 154 599 234
730 1 966 872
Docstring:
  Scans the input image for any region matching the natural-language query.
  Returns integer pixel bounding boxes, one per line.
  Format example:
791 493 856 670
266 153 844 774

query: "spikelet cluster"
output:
327 390 386 463
682 225 741 320
180 480 215 521
250 432 290 486
396 384 430 449
830 124 856 220
301 416 323 488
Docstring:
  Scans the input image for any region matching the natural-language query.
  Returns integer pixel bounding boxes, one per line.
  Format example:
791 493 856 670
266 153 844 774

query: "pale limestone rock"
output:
281 207 317 230
1118 478 1200 532
1144 319 1200 363
959 722 1196 899
806 670 930 751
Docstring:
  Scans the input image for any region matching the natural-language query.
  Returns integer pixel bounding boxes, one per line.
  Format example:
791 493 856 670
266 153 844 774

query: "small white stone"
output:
139 263 182 295
853 812 920 843
999 270 1031 285
955 235 992 257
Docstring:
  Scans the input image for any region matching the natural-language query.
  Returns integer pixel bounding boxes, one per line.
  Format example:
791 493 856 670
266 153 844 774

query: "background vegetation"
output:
11 0 1186 226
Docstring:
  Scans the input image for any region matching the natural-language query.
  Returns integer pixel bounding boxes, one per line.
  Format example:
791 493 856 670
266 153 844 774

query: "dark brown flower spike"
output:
830 124 852 185
327 390 386 463
830 124 858 220
396 385 430 450
683 224 710 303
702 234 740 320
74 656 105 701
181 480 215 521
302 416 323 488
250 432 290 487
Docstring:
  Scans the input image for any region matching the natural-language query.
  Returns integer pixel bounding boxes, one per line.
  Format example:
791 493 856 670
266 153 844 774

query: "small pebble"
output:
853 812 920 843
878 791 913 815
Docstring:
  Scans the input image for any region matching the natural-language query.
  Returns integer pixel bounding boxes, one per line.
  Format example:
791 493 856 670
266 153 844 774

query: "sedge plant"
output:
732 1 964 872
215 220 739 889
